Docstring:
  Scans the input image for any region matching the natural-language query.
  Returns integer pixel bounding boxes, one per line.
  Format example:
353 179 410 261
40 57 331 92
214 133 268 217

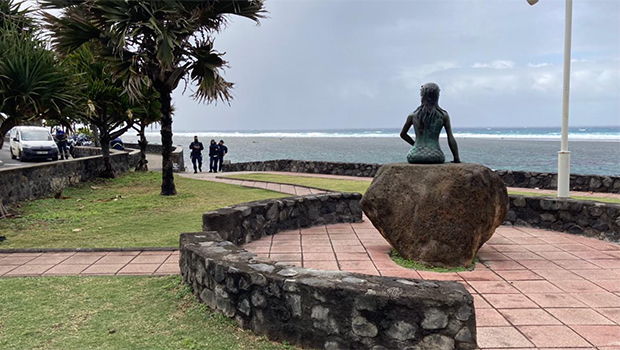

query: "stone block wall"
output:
182 194 478 350
225 160 620 193
0 149 139 205
203 192 363 246
124 143 185 172
506 195 620 242
181 233 476 350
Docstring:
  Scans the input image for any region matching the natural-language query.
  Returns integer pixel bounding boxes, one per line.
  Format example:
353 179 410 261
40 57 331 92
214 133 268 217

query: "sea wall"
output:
505 195 620 243
124 142 185 172
0 149 139 205
225 159 620 193
181 194 477 350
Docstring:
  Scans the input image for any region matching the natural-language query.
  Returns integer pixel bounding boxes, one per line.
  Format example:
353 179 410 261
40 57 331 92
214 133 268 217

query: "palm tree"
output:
43 0 266 195
64 45 135 178
0 2 75 150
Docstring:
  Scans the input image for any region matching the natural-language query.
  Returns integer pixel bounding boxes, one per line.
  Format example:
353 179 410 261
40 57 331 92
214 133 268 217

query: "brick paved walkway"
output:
242 222 620 349
0 250 180 277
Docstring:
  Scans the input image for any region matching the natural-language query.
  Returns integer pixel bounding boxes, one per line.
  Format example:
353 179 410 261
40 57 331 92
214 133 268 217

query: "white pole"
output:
557 0 572 198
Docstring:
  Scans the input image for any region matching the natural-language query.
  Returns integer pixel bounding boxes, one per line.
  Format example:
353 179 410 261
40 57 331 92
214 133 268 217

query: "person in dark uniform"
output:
110 137 124 151
189 135 204 173
55 129 69 160
208 139 219 173
217 140 228 172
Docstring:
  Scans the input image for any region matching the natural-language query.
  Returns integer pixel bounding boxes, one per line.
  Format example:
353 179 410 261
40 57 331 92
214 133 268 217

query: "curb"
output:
0 247 178 254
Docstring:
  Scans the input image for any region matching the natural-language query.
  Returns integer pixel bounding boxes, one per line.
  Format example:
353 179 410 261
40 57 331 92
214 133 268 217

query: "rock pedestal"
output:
360 163 508 268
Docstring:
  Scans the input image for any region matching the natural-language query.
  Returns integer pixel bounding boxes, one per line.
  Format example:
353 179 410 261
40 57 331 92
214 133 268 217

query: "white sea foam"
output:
144 131 620 141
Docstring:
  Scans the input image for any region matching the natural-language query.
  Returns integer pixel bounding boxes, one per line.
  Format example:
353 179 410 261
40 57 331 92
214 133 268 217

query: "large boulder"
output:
361 163 508 268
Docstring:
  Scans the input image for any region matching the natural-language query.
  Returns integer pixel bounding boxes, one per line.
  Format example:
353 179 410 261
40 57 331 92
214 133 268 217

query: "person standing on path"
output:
54 129 69 160
217 140 228 172
208 139 219 173
189 136 204 173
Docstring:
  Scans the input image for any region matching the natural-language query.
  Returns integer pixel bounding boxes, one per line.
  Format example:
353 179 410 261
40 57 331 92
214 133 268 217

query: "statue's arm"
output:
444 113 461 163
400 114 415 146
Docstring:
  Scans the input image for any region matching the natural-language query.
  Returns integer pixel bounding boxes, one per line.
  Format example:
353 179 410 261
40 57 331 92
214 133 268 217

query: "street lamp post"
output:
528 0 573 198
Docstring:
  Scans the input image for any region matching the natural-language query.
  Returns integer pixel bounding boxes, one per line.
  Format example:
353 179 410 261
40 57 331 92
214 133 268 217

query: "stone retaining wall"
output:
506 196 620 242
203 192 363 246
0 149 139 205
181 194 477 350
124 143 185 172
225 160 620 193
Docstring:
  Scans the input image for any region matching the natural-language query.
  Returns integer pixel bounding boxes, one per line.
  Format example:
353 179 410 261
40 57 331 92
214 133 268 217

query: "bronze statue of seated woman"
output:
400 83 460 164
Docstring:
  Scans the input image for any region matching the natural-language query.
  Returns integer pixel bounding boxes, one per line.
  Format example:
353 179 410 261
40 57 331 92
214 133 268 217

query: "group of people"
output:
189 137 228 173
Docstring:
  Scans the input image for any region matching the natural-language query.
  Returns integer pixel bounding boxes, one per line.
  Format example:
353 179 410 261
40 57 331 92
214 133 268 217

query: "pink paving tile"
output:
535 251 579 260
531 269 584 281
300 227 327 234
483 294 542 309
572 293 620 308
571 250 617 260
302 252 336 261
270 253 302 261
472 294 493 309
43 264 89 275
0 256 38 265
597 308 620 324
5 264 54 276
595 280 620 293
527 293 586 308
96 255 136 265
417 271 463 281
104 251 142 256
0 265 17 276
571 325 620 347
495 270 544 281
511 280 563 294
518 260 563 270
522 244 562 252
270 245 302 253
8 253 42 257
26 254 73 265
556 243 594 251
303 260 339 270
484 260 526 271
546 308 615 325
117 264 160 275
476 309 510 326
301 245 335 253
61 254 104 265
457 270 503 281
155 264 180 275
492 244 529 252
554 259 602 270
130 254 169 264
469 281 520 294
573 269 620 281
272 235 300 241
590 259 620 269
503 251 544 260
335 252 370 261
81 264 125 275
478 252 512 261
332 245 367 253
518 325 590 347
138 251 172 255
378 269 421 279
476 327 535 348
499 309 561 325
329 240 363 246
551 280 607 293
509 237 547 245
338 260 376 270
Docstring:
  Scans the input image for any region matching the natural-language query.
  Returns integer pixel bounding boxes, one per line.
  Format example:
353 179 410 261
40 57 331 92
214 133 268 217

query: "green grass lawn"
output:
224 173 620 204
0 276 296 350
0 172 284 249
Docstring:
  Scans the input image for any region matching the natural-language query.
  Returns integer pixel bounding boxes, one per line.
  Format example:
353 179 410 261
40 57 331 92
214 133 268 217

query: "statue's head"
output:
420 83 440 105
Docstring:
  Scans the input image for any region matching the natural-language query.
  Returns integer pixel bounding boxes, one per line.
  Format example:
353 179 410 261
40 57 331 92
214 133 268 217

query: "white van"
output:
9 126 59 162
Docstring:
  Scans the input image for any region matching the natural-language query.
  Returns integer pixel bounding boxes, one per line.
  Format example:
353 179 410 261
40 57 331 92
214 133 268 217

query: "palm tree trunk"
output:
135 123 148 171
100 133 115 178
157 83 176 196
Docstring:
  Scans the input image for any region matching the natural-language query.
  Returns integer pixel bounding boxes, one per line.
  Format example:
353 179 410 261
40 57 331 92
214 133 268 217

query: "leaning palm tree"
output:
43 0 266 195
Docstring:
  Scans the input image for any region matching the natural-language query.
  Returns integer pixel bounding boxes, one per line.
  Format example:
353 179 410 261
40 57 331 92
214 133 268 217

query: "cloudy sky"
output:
34 0 620 131
168 0 618 132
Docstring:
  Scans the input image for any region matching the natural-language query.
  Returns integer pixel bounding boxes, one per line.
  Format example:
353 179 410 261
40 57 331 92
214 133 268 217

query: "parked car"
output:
9 126 59 161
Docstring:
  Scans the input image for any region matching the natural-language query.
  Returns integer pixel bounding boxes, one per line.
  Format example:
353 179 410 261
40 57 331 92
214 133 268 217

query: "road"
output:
0 146 67 169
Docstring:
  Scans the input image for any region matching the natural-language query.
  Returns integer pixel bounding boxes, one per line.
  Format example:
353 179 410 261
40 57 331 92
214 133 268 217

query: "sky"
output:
33 0 620 131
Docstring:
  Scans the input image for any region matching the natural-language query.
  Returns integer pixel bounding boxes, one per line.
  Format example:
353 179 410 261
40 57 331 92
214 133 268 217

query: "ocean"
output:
122 126 620 176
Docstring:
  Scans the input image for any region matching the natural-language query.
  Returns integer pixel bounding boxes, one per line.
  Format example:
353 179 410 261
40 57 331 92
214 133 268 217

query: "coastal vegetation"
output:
0 172 283 248
224 173 620 204
0 276 295 350
43 0 266 195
